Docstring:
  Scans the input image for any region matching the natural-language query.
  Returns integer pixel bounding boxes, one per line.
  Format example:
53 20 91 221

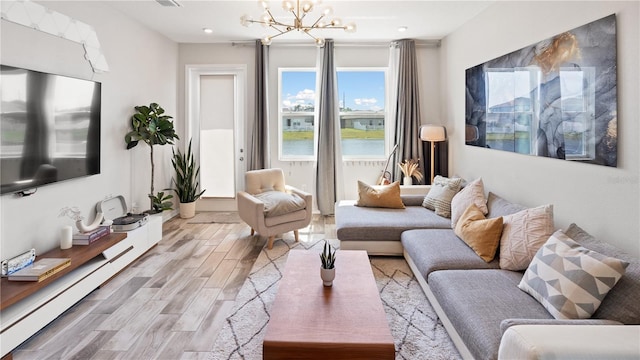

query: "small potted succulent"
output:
319 240 337 287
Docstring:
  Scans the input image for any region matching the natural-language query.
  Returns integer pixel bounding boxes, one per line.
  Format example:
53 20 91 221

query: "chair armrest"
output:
285 185 312 209
237 191 265 229
499 325 640 360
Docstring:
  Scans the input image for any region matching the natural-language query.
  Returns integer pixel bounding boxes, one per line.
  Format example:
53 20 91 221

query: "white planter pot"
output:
403 176 413 185
179 201 196 219
320 267 335 287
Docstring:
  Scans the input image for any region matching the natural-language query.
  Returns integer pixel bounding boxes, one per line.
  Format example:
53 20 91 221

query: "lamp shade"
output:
420 125 446 142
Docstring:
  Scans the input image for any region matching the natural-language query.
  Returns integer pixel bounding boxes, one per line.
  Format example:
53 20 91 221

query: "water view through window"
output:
279 68 386 159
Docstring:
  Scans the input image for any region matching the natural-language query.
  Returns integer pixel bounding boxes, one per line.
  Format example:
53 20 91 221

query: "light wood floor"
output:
13 213 332 360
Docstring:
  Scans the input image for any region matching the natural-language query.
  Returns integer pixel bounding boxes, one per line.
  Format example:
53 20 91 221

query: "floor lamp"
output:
420 125 446 184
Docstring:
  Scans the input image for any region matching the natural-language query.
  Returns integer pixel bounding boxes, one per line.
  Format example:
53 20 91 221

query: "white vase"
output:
60 226 73 249
320 267 335 287
403 176 413 185
179 201 197 219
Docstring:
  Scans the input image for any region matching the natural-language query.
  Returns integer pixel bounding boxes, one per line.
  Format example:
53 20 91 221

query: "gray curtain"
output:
315 39 342 215
391 39 424 184
248 40 269 170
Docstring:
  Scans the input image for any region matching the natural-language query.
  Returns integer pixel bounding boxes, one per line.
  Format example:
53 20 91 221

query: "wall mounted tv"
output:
1 65 101 195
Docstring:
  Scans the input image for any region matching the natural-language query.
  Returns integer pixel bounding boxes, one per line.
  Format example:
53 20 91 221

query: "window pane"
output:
280 70 316 158
337 70 385 158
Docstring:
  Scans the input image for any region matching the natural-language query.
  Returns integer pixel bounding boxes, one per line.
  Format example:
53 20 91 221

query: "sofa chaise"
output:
335 180 640 360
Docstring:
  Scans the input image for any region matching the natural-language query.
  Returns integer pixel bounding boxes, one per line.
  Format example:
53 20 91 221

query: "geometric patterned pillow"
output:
518 230 629 319
422 175 463 218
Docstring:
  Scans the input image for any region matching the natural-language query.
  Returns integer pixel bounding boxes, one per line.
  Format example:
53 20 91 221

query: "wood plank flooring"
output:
12 213 332 360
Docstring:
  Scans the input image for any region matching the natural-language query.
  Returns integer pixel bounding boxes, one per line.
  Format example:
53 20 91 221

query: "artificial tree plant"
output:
125 102 179 213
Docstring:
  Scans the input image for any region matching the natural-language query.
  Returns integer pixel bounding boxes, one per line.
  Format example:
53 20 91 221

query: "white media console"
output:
0 214 162 358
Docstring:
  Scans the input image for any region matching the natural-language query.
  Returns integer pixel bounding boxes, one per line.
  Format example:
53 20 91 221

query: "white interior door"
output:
186 65 246 211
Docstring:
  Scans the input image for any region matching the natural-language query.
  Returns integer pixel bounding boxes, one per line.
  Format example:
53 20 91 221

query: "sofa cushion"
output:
402 229 499 279
422 175 462 218
450 177 488 229
454 204 503 262
355 180 405 209
428 269 553 360
499 204 554 271
518 230 628 319
253 190 306 217
336 202 450 242
486 192 527 219
565 223 640 324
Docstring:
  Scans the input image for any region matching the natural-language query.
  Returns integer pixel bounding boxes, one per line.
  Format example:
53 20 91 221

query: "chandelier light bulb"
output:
344 22 357 33
282 0 294 11
301 1 313 13
311 0 322 5
331 18 342 27
315 37 326 47
240 14 253 27
258 0 269 10
322 6 333 16
262 36 272 45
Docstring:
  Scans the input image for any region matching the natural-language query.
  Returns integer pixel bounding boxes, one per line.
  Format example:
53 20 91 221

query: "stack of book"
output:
8 258 71 282
72 226 111 245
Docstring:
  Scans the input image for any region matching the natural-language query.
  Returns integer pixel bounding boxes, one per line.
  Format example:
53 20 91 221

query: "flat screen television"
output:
0 65 101 195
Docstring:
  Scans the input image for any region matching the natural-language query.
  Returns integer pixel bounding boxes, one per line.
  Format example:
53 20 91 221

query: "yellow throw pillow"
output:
355 181 405 209
454 203 503 262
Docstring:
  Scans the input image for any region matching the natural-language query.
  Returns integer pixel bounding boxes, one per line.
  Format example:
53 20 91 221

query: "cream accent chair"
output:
237 168 313 249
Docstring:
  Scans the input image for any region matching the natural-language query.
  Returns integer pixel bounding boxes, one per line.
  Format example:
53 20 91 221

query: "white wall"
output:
0 2 178 259
441 1 640 256
178 42 441 205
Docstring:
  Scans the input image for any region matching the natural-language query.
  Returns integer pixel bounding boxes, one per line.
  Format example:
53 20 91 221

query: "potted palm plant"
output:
125 102 179 213
319 240 337 287
170 139 206 218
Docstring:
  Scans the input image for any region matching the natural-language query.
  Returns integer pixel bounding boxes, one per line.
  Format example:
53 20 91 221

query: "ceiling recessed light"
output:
203 28 213 34
398 26 408 32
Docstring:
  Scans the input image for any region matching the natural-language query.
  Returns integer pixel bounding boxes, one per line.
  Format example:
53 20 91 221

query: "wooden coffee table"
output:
263 249 395 359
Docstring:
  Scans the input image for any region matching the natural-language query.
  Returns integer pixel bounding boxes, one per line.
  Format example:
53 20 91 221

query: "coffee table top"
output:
263 249 395 359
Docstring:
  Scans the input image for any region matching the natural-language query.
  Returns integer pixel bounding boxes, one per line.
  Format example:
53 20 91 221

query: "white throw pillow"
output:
499 204 554 270
519 230 628 319
450 177 488 229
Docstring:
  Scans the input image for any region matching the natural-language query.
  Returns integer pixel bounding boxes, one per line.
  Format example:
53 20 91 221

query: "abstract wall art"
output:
465 14 617 167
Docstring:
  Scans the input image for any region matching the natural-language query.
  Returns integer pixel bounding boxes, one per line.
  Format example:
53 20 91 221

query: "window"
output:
278 68 387 161
559 68 596 160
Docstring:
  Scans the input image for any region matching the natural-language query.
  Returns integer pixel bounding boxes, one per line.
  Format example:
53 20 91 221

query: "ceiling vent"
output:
156 0 182 7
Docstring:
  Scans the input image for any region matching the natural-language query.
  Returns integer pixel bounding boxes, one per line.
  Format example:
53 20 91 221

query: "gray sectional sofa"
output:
335 190 640 360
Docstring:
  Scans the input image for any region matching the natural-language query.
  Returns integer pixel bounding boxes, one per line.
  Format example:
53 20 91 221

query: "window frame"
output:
277 66 390 162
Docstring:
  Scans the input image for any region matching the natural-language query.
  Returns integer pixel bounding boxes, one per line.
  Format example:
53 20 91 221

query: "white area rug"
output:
210 237 461 359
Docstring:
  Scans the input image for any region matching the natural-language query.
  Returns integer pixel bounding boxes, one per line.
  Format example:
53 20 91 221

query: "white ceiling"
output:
103 0 494 44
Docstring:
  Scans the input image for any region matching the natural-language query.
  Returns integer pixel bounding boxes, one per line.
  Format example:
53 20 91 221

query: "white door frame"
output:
185 64 247 201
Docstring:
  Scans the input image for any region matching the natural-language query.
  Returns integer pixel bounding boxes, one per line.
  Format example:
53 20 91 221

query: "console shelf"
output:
0 232 127 310
0 214 163 358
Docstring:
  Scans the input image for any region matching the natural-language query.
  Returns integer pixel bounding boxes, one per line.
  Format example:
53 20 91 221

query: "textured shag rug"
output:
210 237 461 360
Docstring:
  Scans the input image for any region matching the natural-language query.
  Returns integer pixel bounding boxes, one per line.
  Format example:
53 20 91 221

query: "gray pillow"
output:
486 192 527 219
422 176 462 218
254 191 306 217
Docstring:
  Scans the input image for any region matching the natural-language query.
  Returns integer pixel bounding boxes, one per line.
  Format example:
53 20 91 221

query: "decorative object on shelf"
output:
170 139 206 219
397 158 423 186
1 249 36 276
59 206 104 233
124 103 179 213
420 125 446 184
319 240 336 286
8 258 71 282
465 14 617 167
240 0 356 46
60 226 73 250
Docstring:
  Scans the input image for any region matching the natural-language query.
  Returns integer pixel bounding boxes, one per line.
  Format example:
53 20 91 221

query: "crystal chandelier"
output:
240 0 356 47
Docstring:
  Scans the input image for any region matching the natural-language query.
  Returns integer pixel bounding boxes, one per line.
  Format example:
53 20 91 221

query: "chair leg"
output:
251 228 255 236
268 236 275 250
294 230 299 243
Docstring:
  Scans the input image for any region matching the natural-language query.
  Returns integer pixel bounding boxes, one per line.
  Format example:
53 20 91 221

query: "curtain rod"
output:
230 40 441 48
